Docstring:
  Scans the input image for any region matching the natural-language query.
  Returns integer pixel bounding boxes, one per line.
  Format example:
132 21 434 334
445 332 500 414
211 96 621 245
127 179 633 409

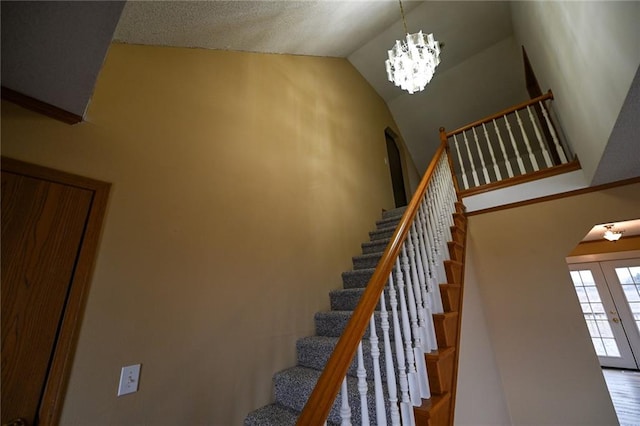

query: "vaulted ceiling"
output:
2 1 637 183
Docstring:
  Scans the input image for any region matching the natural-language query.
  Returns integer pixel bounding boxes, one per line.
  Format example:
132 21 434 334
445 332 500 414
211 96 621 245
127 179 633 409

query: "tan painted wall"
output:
1 43 418 425
464 183 640 425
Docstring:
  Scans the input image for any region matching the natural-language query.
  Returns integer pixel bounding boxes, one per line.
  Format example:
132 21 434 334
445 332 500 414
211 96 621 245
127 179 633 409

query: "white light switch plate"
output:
117 364 141 396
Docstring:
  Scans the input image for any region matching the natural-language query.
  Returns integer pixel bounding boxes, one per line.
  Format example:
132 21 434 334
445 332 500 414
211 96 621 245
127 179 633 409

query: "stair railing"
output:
297 141 459 425
444 90 574 193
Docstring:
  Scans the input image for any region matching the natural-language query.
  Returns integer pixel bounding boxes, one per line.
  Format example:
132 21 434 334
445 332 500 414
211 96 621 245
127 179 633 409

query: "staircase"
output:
245 202 467 425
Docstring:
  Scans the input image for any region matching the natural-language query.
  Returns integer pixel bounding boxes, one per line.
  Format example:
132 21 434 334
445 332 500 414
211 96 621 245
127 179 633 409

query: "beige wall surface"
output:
455 252 512 426
1 43 415 425
511 1 640 183
465 182 640 425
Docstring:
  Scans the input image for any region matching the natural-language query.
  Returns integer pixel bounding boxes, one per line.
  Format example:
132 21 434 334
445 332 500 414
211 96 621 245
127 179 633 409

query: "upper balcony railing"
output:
441 90 580 197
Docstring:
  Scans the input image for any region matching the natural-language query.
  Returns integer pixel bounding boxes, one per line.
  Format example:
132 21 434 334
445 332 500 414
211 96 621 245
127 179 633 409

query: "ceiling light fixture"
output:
603 224 623 242
385 0 441 94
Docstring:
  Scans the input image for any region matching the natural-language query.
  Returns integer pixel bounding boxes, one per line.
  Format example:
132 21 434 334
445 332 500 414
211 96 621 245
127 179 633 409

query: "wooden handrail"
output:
297 142 449 425
446 90 554 137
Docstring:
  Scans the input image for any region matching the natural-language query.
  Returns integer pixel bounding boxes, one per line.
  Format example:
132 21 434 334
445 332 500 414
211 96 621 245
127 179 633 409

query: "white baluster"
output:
356 342 370 425
472 127 491 184
539 101 568 164
452 134 469 190
340 377 352 426
411 223 438 352
370 313 389 426
492 119 514 178
420 200 444 313
388 274 416 426
418 202 443 315
462 131 480 187
394 257 421 407
504 115 526 174
514 109 539 171
482 123 502 181
526 106 553 168
403 242 431 400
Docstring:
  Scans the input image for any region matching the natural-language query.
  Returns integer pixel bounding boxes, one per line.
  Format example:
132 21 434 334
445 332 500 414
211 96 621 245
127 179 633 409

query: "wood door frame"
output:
1 157 110 425
384 128 408 208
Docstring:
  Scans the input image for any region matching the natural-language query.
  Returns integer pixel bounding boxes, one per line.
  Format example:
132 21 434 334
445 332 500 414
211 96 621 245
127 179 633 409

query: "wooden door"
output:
385 131 407 208
1 158 110 425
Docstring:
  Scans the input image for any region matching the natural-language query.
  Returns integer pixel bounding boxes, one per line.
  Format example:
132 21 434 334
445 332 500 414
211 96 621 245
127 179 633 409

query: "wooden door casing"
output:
0 157 110 425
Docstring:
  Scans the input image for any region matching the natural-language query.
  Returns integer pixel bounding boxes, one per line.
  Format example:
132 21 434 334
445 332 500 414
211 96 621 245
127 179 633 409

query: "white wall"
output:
455 252 512 425
511 1 640 183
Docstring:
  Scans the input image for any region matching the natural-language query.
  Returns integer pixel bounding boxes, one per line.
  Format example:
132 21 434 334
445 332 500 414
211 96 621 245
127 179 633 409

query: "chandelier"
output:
603 224 623 242
385 0 441 94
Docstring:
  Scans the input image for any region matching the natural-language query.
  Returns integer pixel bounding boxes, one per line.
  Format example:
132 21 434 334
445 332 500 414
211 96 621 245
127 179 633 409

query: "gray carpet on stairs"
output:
244 207 406 426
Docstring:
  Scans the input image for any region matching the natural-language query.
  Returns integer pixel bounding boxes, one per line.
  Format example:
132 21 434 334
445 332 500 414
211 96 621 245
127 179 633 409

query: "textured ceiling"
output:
114 0 423 57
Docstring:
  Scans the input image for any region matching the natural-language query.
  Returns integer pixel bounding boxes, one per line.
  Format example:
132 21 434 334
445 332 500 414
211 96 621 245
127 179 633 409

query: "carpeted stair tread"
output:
296 336 392 382
382 206 407 219
330 288 391 311
342 268 376 289
315 310 393 339
376 215 402 229
369 225 397 241
274 366 389 425
352 252 383 270
361 238 390 255
244 403 301 426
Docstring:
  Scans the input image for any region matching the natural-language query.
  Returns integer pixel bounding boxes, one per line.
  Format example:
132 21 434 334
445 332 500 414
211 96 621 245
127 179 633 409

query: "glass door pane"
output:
568 263 638 369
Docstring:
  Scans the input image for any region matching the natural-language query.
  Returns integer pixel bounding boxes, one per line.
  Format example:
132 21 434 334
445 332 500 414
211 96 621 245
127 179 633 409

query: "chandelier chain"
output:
398 0 409 35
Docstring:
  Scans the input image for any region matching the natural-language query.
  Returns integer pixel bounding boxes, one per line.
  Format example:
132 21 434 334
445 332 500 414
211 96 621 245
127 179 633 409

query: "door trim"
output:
1 157 111 425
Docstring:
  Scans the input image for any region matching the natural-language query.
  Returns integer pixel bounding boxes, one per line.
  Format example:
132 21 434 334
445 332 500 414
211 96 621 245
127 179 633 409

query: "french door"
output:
568 260 640 369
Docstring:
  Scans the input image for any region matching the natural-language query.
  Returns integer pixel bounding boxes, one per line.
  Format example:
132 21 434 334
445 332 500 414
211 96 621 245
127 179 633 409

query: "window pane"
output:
615 267 634 284
592 338 606 356
585 286 601 302
592 303 605 313
603 338 621 357
570 271 582 286
629 267 640 283
586 320 599 337
622 285 640 302
581 303 592 313
580 270 595 285
596 320 613 338
575 287 588 303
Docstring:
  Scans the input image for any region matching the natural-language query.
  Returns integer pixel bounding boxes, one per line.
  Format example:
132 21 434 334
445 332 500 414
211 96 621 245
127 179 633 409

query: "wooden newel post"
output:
440 127 461 195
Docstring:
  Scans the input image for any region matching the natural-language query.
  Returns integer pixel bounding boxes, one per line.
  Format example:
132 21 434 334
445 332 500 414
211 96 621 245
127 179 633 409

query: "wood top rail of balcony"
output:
446 90 554 137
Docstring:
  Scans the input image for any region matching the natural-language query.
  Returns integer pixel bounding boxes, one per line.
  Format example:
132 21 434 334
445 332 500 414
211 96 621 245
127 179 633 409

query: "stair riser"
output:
439 284 460 313
434 314 458 348
447 241 464 263
444 260 463 285
450 225 465 245
426 350 455 395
